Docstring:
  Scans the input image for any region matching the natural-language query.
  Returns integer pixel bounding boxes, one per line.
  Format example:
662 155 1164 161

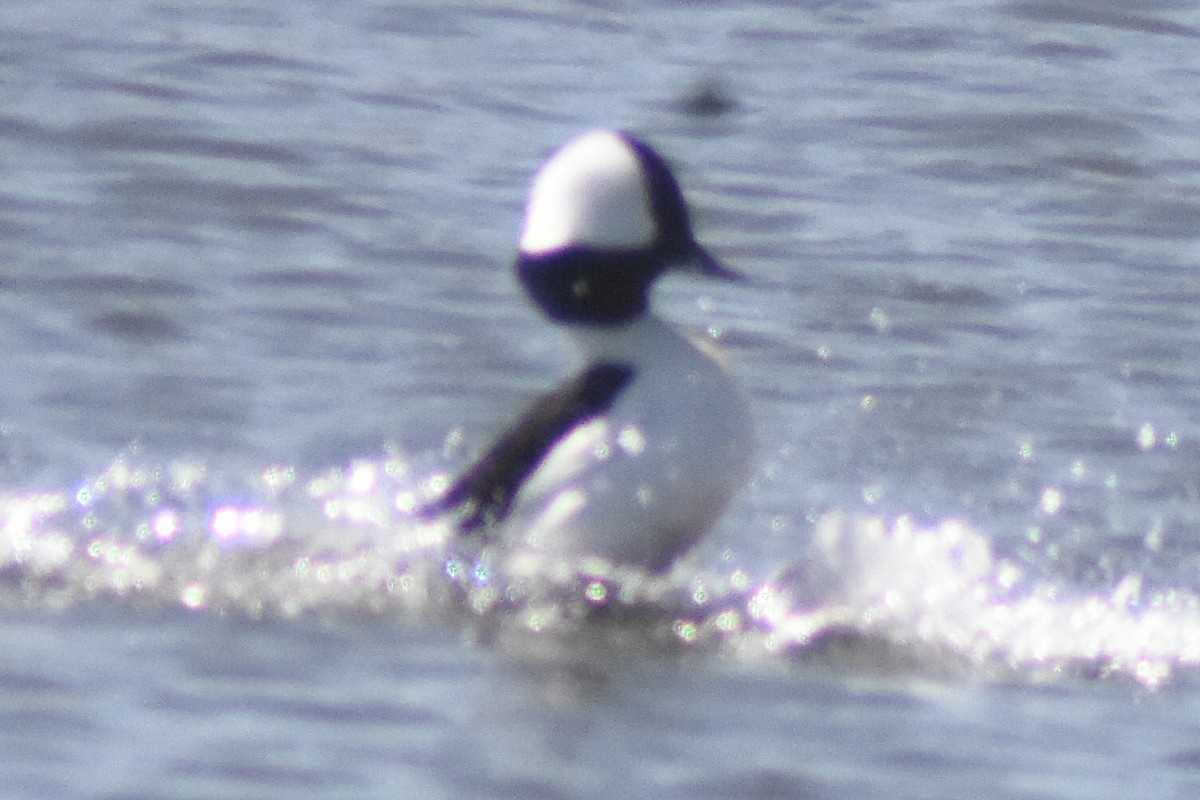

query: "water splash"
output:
0 452 449 616
3 455 1199 688
748 513 1200 688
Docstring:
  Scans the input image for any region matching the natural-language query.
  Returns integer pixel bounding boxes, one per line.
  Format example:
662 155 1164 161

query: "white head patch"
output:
518 130 657 256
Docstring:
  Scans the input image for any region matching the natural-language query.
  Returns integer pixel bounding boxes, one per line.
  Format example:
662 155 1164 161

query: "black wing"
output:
420 361 635 533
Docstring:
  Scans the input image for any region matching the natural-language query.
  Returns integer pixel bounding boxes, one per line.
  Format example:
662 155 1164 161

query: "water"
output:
4 0 1200 796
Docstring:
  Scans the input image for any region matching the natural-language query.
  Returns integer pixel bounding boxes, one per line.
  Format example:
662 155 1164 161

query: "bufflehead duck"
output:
425 129 753 573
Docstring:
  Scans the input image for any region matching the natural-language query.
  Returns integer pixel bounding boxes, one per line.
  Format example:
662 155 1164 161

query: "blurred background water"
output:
4 0 1200 797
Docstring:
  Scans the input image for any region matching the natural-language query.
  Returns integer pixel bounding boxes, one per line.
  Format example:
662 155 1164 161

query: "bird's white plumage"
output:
518 130 657 255
508 315 753 572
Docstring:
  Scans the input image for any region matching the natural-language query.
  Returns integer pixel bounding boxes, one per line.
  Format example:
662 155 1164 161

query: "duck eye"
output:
571 279 590 298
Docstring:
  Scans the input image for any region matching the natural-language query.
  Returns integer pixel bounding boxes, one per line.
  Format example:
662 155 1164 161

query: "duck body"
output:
506 315 752 572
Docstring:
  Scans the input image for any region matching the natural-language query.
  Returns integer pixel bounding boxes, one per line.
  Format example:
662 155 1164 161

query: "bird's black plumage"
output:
421 361 635 532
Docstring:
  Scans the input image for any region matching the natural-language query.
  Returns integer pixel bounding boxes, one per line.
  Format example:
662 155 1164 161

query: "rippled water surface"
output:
5 1 1200 798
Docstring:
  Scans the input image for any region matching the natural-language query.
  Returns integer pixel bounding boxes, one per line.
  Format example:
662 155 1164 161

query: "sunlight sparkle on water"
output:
1039 487 1063 515
347 461 377 493
1137 422 1156 451
153 510 180 542
210 505 282 545
180 582 207 610
261 465 297 492
0 494 73 572
584 580 608 605
673 619 699 643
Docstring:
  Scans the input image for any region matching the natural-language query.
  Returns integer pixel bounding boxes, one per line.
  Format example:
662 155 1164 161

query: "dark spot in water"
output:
1165 748 1200 770
92 309 186 343
677 77 737 118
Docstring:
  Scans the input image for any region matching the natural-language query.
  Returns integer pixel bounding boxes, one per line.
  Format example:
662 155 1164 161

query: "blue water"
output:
4 0 1200 797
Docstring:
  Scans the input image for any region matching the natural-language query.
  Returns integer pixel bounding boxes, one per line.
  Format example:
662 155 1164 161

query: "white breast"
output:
504 316 753 572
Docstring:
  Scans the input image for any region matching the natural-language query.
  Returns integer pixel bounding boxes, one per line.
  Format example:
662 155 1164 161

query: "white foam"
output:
750 512 1200 688
5 455 1200 688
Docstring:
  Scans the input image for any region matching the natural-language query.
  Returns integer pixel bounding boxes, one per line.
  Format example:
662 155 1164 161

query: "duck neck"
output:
566 314 677 365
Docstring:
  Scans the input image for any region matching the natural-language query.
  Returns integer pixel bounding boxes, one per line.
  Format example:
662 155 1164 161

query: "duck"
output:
424 129 753 573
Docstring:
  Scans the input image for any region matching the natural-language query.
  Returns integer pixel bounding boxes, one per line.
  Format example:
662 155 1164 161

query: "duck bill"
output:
686 244 745 282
